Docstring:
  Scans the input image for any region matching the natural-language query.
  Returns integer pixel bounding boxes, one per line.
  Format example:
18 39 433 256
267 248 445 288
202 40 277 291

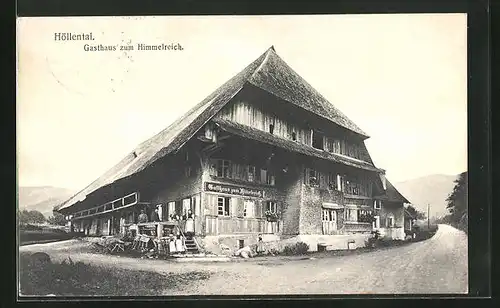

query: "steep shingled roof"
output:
375 180 410 204
56 46 370 212
213 118 380 172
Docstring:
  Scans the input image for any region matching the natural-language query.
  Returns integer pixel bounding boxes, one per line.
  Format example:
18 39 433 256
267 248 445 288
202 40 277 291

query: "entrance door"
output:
322 209 337 235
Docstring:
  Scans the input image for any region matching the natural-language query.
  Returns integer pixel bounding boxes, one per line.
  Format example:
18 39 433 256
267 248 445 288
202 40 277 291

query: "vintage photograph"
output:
17 14 468 296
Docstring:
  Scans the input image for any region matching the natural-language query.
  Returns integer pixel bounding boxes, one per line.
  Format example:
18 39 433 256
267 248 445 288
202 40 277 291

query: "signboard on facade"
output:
205 182 264 198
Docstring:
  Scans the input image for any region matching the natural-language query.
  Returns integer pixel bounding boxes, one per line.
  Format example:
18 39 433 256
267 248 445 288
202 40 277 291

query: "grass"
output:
19 224 78 246
19 252 211 296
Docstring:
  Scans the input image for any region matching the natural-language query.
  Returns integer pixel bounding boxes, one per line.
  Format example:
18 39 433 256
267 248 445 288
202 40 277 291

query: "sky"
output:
17 14 467 191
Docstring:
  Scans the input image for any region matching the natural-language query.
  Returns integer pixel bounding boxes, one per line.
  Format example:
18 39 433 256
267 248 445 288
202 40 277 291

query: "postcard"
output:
17 14 468 297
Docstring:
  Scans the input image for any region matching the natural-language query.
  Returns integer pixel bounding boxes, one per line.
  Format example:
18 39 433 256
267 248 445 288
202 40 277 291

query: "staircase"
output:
184 237 200 254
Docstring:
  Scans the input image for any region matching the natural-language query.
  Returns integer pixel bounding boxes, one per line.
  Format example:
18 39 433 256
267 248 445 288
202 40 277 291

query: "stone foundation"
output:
201 234 281 255
199 232 373 254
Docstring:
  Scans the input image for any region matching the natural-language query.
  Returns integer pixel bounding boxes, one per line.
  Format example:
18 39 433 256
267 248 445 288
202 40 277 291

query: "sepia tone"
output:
17 15 467 296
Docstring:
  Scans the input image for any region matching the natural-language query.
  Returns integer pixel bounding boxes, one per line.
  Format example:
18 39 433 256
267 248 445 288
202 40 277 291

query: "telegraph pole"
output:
427 203 430 229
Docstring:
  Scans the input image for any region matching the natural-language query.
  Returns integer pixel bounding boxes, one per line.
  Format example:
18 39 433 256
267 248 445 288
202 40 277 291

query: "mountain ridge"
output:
394 173 461 219
18 186 75 218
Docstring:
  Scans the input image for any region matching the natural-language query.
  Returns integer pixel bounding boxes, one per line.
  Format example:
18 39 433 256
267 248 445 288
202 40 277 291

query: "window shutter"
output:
231 198 239 217
243 200 254 218
255 201 263 218
208 195 217 215
238 199 246 218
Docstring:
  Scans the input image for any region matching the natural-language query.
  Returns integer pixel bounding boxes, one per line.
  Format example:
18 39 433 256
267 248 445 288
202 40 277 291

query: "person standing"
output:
151 209 160 222
157 204 163 221
138 210 148 223
175 234 185 254
184 209 195 238
168 233 177 255
257 234 265 255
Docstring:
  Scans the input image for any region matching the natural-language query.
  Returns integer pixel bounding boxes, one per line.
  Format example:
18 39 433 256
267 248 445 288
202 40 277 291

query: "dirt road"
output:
19 224 468 295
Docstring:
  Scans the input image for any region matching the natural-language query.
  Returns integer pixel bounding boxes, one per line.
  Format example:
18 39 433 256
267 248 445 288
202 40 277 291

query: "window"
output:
217 197 231 216
243 200 255 218
343 175 364 195
327 173 337 190
322 209 336 222
358 210 373 223
247 165 256 182
333 139 340 154
216 160 231 178
345 209 358 222
387 216 394 228
167 201 176 220
306 169 319 187
266 201 278 214
312 130 324 150
374 200 381 210
269 123 274 134
291 131 297 141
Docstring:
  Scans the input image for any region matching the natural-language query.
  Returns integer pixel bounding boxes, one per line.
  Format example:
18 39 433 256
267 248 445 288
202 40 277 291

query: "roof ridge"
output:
249 47 275 83
247 49 369 138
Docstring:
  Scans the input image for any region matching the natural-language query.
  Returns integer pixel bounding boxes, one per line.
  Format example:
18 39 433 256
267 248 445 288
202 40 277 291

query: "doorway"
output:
322 208 337 235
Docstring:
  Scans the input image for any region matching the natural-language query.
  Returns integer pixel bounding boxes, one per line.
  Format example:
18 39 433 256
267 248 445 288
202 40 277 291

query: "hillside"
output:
394 174 460 219
18 186 74 218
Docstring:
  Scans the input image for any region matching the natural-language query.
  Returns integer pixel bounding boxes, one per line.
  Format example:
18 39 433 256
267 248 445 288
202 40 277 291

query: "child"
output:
257 234 265 255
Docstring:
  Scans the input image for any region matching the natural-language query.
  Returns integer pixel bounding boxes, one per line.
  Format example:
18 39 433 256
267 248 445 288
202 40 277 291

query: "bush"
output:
282 242 309 255
365 230 382 248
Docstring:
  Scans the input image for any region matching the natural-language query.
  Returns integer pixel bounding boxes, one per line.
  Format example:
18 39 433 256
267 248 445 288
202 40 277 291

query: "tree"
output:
406 205 426 220
47 211 67 226
18 209 46 225
445 171 468 233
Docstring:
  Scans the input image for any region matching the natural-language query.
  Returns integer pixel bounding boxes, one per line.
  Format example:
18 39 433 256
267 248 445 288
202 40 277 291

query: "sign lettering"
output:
205 182 264 198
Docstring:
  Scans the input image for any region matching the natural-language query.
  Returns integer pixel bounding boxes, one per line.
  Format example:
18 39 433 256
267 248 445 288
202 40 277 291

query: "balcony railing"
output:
72 192 149 220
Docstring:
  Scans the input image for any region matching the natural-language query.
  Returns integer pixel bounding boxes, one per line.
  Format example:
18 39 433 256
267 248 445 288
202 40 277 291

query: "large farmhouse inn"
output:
56 46 410 253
